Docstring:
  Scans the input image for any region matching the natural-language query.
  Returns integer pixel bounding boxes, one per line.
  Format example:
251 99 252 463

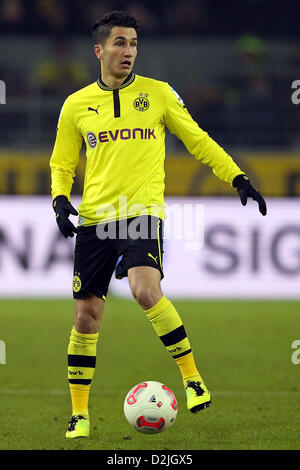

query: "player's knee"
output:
74 299 101 330
131 284 159 310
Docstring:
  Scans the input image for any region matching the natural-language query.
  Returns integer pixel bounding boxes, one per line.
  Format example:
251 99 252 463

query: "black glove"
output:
232 174 267 216
52 195 78 238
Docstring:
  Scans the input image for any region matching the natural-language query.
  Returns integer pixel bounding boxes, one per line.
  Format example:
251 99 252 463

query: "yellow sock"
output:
145 296 203 385
67 327 99 418
69 384 91 418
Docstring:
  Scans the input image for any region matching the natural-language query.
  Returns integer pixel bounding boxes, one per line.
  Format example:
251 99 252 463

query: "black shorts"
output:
72 215 164 299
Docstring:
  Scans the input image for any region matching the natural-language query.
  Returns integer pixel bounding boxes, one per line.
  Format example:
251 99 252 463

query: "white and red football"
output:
123 380 178 434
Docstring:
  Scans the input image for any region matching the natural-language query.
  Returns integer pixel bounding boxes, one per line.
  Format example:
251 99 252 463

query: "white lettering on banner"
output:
291 80 300 105
0 340 6 364
0 197 299 298
0 80 6 104
291 340 300 365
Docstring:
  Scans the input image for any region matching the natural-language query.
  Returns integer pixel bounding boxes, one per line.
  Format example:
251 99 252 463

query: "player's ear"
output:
94 44 103 60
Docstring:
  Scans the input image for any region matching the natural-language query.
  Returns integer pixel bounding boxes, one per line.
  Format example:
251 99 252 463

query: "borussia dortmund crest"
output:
133 92 150 112
73 274 82 293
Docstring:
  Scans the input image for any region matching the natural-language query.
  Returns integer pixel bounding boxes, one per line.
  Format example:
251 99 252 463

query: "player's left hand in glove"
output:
52 195 79 238
233 174 267 216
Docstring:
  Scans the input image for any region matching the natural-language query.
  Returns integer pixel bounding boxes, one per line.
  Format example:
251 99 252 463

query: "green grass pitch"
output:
0 297 299 450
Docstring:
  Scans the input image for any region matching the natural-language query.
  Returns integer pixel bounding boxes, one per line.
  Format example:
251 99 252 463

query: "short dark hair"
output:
92 11 138 45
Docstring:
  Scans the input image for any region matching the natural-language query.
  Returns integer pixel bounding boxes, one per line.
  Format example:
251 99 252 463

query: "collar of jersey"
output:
97 72 135 91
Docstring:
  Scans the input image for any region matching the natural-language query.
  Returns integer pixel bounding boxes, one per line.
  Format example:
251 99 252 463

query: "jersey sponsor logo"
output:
86 131 97 148
133 92 150 112
88 105 100 114
97 128 156 143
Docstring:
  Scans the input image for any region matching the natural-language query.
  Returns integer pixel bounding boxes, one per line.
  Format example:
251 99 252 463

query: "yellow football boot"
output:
185 380 211 414
65 415 90 438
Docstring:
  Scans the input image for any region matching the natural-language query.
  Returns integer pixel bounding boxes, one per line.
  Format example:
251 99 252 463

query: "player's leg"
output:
66 294 104 436
128 266 211 413
115 215 211 413
66 225 117 438
74 293 105 334
66 295 105 439
128 265 163 309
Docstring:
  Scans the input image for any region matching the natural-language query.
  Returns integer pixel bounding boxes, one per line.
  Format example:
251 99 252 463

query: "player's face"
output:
97 27 137 79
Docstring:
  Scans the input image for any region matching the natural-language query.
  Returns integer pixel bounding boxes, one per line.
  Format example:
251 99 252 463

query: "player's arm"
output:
50 97 83 237
163 83 266 215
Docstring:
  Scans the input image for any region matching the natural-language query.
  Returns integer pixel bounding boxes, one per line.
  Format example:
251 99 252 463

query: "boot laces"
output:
67 415 85 432
186 380 205 396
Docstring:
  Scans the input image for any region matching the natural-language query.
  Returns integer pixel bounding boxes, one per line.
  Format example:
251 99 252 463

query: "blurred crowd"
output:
0 0 299 38
0 0 299 150
183 37 300 149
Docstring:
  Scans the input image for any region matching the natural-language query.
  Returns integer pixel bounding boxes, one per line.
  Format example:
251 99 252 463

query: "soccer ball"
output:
123 380 178 434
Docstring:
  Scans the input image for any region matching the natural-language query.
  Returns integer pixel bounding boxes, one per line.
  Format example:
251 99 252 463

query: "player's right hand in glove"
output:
52 195 78 238
233 174 267 216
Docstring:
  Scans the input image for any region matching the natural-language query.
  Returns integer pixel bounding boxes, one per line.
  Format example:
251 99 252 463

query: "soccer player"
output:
50 11 267 438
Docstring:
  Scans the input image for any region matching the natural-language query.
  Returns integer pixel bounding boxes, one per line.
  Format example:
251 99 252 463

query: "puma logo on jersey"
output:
148 252 158 264
88 105 100 114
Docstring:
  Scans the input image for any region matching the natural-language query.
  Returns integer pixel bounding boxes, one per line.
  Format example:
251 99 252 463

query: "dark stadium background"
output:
0 0 299 197
0 0 299 452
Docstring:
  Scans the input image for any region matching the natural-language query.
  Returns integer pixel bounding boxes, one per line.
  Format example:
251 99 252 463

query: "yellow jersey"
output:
50 73 244 225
